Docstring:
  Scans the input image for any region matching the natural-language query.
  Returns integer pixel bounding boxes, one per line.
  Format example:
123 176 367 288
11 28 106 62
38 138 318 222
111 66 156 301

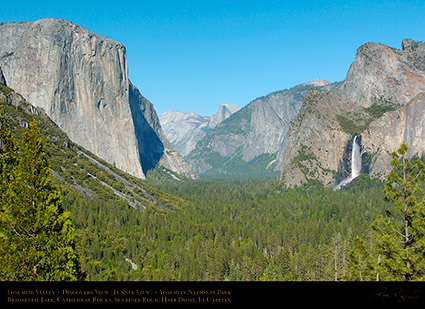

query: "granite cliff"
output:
159 104 240 157
281 39 425 187
176 38 425 183
338 39 425 108
0 72 183 210
0 18 194 179
280 89 353 187
184 79 340 178
362 92 425 179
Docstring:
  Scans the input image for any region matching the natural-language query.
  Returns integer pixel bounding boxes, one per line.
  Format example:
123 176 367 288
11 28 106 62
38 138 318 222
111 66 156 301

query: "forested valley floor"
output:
0 68 414 281
63 174 389 281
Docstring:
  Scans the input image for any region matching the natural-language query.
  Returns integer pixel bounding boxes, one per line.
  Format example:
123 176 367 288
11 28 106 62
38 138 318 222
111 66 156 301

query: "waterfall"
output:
334 135 362 190
351 135 361 180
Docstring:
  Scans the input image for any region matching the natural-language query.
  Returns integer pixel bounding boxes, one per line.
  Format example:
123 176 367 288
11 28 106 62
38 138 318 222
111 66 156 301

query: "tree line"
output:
1 101 425 281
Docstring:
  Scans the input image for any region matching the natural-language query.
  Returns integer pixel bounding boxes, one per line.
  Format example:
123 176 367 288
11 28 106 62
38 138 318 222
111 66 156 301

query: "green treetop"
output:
372 143 425 281
0 113 84 281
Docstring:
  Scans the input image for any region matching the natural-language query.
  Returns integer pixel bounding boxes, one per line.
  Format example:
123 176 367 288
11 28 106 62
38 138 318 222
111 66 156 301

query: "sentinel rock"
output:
0 19 194 179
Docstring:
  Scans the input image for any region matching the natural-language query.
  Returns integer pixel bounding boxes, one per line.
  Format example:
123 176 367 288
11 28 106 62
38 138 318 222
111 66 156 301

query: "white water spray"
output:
335 135 362 190
351 135 361 180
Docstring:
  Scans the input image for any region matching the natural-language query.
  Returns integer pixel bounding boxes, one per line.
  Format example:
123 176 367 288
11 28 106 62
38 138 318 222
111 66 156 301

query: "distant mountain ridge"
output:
172 39 425 184
159 104 240 157
3 19 423 185
183 79 340 178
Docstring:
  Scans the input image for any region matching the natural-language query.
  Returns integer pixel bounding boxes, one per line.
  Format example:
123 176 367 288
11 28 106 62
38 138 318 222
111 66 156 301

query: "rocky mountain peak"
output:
338 39 425 108
304 78 331 87
281 38 425 187
401 38 425 51
208 104 240 128
159 104 240 157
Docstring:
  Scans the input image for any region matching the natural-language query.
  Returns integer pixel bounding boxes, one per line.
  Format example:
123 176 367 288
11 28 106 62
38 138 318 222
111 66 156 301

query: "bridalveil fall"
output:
335 135 362 190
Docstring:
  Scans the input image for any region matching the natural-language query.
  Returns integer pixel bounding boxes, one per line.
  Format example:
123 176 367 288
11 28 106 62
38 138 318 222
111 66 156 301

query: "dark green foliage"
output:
372 144 425 280
336 96 399 135
291 144 316 164
0 104 18 194
201 151 280 179
364 96 399 118
336 114 367 135
0 115 83 281
344 236 375 281
343 144 425 281
0 85 186 280
3 84 420 282
0 86 183 211
0 91 393 281
0 84 14 95
140 177 387 281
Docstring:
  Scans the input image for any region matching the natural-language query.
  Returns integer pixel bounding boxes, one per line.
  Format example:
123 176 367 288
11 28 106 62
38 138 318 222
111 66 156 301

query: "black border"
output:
2 281 425 306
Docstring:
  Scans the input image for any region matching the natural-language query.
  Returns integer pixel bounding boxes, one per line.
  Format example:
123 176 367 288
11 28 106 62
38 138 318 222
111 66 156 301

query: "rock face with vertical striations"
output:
0 18 194 179
281 39 425 187
361 92 425 179
338 39 425 107
184 79 340 178
280 89 351 187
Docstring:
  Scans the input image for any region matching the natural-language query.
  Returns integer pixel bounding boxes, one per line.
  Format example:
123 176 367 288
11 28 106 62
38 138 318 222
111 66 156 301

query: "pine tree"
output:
371 143 425 281
345 236 374 281
0 104 18 197
0 117 84 280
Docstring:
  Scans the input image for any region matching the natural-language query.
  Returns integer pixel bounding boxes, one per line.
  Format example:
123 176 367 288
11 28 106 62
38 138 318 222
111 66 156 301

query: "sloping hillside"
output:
1 81 186 279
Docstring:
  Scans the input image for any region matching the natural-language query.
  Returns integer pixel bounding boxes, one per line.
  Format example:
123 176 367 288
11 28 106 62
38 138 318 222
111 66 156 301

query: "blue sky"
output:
1 1 425 116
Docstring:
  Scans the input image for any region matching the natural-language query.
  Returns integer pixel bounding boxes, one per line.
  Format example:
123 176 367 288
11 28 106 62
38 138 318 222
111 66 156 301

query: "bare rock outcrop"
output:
159 104 239 157
281 39 425 187
362 92 425 178
338 39 425 108
280 89 352 187
0 18 194 179
185 80 339 177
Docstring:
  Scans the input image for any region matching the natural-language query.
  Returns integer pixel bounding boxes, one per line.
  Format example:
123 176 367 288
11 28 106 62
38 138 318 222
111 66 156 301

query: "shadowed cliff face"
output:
334 135 370 189
128 82 197 179
0 18 195 179
0 19 144 178
129 83 164 175
336 135 359 186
